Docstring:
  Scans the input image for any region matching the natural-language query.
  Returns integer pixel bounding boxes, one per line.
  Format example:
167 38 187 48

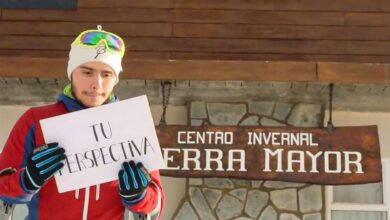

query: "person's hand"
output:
22 143 66 191
118 161 151 204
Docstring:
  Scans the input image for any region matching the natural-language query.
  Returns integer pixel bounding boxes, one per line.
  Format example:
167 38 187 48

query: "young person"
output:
0 26 164 220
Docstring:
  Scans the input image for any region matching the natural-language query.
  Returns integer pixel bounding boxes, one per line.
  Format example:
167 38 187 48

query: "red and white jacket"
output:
0 94 165 220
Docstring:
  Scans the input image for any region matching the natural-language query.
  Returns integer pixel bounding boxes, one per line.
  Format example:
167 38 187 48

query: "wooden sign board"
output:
157 125 382 185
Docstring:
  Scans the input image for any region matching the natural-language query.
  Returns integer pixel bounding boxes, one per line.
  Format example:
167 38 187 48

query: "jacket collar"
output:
57 94 119 112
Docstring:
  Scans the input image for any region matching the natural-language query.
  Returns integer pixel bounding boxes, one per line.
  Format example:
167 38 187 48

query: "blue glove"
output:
22 143 66 191
118 161 151 205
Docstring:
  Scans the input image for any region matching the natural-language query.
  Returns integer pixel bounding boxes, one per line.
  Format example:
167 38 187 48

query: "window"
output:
326 160 390 220
0 0 76 10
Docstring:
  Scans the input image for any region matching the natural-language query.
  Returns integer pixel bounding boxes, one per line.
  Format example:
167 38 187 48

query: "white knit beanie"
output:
67 27 124 81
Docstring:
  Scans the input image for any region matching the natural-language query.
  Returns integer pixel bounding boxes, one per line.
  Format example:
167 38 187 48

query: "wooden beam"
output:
0 57 316 81
173 10 344 25
123 59 316 81
0 57 67 78
2 8 171 22
78 0 173 8
171 52 390 64
2 36 390 57
318 62 388 84
345 12 390 26
174 0 390 12
173 23 390 41
0 56 389 84
0 21 172 37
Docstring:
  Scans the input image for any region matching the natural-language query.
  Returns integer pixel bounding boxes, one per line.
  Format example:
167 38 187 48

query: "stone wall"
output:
1 79 390 113
173 101 324 220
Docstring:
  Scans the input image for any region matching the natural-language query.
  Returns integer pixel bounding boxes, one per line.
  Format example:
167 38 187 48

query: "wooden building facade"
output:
0 0 390 83
1 1 390 220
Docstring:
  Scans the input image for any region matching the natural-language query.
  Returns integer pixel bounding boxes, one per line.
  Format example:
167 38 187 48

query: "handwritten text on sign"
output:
40 95 165 193
158 126 382 184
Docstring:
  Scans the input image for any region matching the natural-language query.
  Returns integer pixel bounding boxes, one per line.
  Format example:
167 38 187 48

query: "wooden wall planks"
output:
174 0 390 12
1 0 390 82
1 56 389 85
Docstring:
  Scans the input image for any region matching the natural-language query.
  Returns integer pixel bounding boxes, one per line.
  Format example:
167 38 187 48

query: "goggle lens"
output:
79 31 124 55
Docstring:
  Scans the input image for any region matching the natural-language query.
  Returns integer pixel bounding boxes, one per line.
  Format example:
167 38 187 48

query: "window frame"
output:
325 159 390 220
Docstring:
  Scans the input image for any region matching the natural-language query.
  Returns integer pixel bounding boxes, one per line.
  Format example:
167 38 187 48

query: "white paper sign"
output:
40 95 164 193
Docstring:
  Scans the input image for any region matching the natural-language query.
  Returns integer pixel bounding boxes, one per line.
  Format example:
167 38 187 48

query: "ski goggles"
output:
75 30 125 57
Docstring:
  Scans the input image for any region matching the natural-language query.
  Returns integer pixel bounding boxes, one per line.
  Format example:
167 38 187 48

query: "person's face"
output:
71 61 117 107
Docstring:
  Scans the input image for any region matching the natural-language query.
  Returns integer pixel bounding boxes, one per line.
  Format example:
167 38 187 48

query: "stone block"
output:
125 79 146 87
264 181 305 189
271 189 298 211
191 119 204 126
225 81 244 89
174 201 199 220
245 190 269 218
249 101 274 116
189 187 216 220
190 101 207 118
175 80 191 89
273 103 292 121
251 180 263 188
145 80 161 90
271 81 291 92
190 81 226 89
232 179 251 187
258 205 277 220
287 104 322 127
204 178 234 189
260 117 285 127
239 115 260 126
299 185 323 213
54 78 69 87
207 103 247 125
280 213 300 220
2 77 21 85
303 213 322 220
291 82 308 92
307 83 327 93
21 78 39 86
229 188 247 202
203 188 222 210
216 195 243 220
189 178 203 186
